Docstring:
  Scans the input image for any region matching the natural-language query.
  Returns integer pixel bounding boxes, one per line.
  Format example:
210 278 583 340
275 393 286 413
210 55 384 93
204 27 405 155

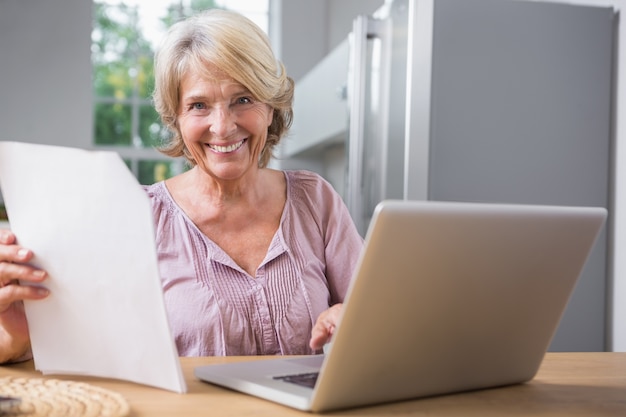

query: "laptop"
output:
194 200 607 412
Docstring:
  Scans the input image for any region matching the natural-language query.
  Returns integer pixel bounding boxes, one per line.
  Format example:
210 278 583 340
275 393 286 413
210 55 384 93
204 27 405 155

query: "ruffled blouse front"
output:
144 170 363 356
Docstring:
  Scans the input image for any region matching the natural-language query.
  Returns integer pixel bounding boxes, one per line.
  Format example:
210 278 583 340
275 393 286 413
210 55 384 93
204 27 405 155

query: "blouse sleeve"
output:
290 171 364 304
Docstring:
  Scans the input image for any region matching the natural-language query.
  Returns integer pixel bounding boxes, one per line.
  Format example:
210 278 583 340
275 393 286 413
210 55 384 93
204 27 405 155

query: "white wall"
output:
271 0 328 82
273 0 383 81
0 0 92 148
326 0 383 50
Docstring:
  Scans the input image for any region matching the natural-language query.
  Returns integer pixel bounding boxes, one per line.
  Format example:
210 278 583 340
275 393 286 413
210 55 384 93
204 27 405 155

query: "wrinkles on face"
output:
177 71 273 183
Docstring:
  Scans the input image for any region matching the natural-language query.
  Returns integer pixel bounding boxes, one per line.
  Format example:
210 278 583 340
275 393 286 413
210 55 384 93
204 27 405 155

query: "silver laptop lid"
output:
311 200 606 411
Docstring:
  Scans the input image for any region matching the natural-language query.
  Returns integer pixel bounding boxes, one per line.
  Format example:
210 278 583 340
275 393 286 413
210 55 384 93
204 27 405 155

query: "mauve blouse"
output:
144 170 364 356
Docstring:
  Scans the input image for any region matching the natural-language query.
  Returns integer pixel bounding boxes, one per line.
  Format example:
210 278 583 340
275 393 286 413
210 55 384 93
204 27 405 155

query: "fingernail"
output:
36 287 49 296
16 249 29 260
34 270 46 279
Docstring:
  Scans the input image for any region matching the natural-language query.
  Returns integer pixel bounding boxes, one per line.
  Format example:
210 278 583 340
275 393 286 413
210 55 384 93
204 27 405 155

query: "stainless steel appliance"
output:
283 0 616 351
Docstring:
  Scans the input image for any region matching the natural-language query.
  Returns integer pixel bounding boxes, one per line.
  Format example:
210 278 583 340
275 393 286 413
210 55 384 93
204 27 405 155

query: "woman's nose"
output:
209 107 236 137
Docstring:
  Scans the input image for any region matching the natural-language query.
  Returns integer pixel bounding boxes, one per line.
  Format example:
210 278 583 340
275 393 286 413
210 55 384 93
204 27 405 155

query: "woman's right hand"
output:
309 303 343 352
0 229 49 363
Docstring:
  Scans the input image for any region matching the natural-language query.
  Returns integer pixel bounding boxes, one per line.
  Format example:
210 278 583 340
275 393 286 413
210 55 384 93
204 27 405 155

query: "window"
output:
92 0 269 184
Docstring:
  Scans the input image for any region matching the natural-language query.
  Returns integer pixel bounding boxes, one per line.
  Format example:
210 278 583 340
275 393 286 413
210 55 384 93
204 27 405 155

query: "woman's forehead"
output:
179 71 246 98
183 61 242 84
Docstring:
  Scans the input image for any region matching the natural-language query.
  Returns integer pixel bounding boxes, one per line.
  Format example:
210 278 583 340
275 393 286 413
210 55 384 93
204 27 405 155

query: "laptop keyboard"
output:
273 372 319 388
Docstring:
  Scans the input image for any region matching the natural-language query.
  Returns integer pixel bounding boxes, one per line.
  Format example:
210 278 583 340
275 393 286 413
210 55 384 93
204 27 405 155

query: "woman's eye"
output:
236 97 252 105
191 102 206 110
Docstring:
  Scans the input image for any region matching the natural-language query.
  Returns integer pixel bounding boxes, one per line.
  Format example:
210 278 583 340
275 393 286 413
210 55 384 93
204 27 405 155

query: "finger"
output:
309 304 343 350
309 327 328 351
0 245 33 264
0 283 49 310
0 261 47 285
0 230 34 264
0 229 16 245
309 318 335 350
309 328 334 350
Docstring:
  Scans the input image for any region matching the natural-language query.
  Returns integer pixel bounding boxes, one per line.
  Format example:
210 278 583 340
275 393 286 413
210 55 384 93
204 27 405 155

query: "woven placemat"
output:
0 376 130 417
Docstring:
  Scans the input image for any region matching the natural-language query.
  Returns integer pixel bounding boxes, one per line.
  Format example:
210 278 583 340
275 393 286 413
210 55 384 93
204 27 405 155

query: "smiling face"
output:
177 70 274 182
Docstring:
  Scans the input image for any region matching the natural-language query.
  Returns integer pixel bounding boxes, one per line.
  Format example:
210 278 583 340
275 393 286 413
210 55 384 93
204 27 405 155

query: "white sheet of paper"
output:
0 141 186 393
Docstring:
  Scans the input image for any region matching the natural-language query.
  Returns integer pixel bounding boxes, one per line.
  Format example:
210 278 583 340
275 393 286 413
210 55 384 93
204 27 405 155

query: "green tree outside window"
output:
92 0 219 184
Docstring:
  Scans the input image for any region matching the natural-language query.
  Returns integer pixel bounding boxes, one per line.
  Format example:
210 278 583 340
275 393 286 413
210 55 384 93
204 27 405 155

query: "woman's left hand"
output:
309 303 343 351
0 230 49 363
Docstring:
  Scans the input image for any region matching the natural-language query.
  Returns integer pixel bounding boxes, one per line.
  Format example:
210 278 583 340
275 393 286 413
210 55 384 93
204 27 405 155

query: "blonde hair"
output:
153 9 294 168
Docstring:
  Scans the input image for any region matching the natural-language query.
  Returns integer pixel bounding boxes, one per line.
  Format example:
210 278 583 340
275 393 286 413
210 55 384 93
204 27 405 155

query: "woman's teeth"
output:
209 139 245 153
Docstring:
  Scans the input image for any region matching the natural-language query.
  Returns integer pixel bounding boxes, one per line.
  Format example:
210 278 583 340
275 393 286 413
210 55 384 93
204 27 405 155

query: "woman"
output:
0 9 363 363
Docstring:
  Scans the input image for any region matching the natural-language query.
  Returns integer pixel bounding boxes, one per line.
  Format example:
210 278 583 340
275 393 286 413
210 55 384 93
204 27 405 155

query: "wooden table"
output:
2 353 626 416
